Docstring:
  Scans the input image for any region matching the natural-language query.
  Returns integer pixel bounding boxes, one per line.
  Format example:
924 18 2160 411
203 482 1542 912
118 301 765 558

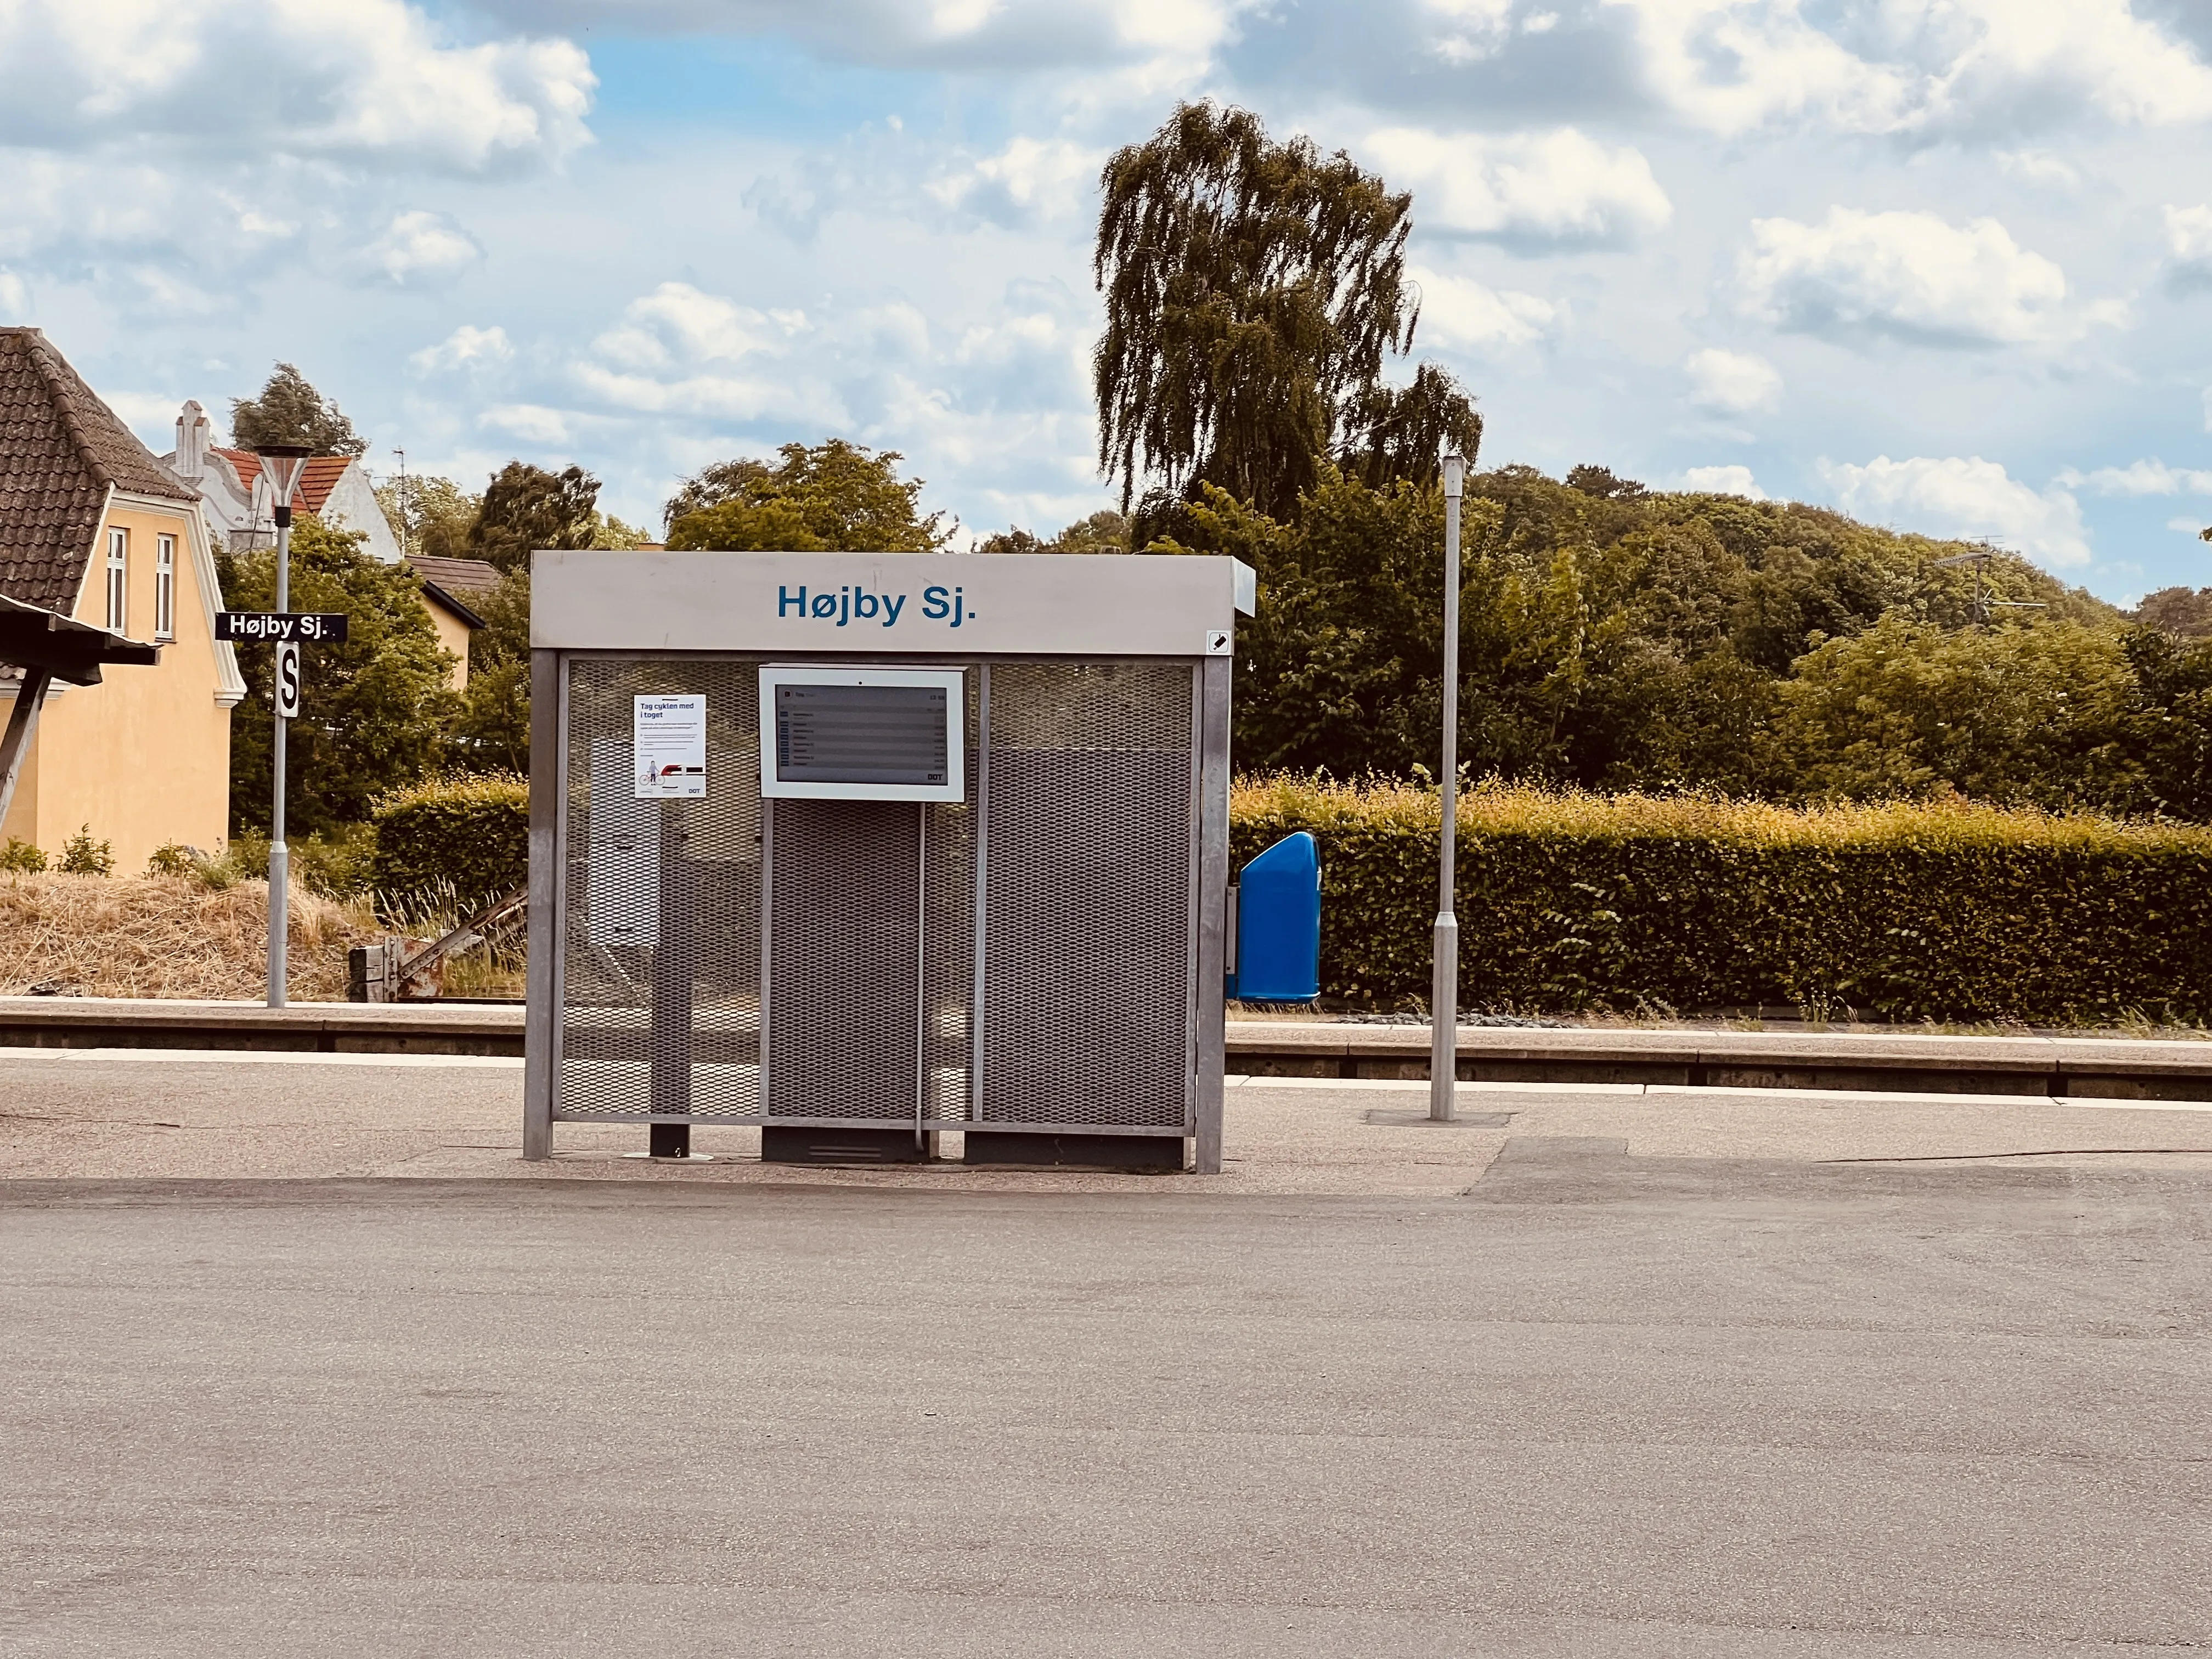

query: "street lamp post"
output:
1431 452 1464 1122
254 444 311 1009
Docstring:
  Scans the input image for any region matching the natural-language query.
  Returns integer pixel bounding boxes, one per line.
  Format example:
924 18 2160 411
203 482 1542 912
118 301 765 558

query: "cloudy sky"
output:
5 1 2212 600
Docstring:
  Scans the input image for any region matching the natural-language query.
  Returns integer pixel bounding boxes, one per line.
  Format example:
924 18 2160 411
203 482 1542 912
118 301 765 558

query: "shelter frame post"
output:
522 646 561 1160
1194 653 1232 1174
0 664 52 831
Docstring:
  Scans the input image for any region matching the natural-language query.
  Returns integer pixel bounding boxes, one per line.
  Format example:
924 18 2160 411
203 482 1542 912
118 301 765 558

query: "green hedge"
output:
1231 778 2212 1023
370 772 529 912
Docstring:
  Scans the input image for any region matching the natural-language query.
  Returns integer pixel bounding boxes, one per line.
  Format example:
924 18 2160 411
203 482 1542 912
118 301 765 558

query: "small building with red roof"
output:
161 401 403 563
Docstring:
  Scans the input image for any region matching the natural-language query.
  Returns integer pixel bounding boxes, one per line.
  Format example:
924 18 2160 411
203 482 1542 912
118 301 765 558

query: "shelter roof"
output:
0 590 160 685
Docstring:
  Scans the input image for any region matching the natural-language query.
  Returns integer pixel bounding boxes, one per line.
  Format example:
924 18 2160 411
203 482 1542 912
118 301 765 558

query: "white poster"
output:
634 694 707 798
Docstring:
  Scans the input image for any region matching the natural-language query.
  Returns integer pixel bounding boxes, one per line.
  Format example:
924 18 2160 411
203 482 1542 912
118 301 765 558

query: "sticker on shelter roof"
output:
634 695 707 798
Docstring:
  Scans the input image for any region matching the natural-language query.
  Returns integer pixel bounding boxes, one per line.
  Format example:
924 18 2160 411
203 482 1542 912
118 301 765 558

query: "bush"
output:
58 826 113 876
145 842 198 876
1 837 46 873
292 824 377 899
371 772 528 912
1231 776 2212 1024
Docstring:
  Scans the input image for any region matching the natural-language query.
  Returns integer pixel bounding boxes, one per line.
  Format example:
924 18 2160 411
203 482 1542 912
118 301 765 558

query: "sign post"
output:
242 445 312 1008
1431 452 1465 1122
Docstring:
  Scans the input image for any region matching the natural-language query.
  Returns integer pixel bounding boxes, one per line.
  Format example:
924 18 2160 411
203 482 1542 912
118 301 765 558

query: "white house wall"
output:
319 466 402 563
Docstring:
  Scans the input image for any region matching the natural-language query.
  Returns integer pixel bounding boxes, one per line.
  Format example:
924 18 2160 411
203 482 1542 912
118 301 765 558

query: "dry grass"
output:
0 873 380 1001
1233 774 2212 851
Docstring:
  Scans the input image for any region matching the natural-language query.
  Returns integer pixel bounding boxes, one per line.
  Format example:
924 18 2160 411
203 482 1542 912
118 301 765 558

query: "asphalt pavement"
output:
3 1118 2209 1655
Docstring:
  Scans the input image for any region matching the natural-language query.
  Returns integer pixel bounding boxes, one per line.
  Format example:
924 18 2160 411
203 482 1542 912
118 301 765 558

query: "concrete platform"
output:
5 1047 2211 1194
5 997 2212 1102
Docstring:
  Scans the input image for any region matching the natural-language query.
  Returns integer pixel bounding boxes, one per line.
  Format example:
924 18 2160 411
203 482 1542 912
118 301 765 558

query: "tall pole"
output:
267 499 290 1009
1431 452 1464 1121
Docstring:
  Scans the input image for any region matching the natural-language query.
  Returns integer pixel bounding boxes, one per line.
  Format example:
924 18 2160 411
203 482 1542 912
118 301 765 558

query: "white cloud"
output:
1995 150 2080 189
479 403 574 444
0 269 27 321
574 281 838 425
1408 266 1560 348
2058 459 2212 496
355 210 482 286
101 390 193 450
2164 204 2212 289
410 325 514 376
1611 0 2212 139
2170 516 2208 534
1820 455 2090 568
926 137 1099 225
1679 464 1767 499
1363 127 1671 250
1738 208 2111 347
460 0 1251 72
0 0 594 173
1683 348 1781 416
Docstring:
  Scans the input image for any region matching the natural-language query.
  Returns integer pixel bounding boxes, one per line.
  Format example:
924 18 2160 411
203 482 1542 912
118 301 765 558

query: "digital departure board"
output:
775 683 948 786
758 667 966 801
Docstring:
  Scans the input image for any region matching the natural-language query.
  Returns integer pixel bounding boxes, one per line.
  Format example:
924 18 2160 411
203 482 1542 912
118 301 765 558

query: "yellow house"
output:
404 555 500 691
0 328 242 868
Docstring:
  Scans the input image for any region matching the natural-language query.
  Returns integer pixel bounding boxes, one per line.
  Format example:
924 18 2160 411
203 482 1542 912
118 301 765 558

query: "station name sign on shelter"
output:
529 550 1255 658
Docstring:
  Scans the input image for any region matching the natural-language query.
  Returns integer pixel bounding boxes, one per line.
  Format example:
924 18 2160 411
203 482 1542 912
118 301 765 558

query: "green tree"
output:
1770 614 2143 810
2134 586 2212 637
2120 627 2212 817
230 363 367 457
590 509 650 549
1156 460 2137 804
1093 100 1479 520
976 508 1132 556
374 473 482 561
468 462 601 573
449 569 532 774
219 517 460 834
664 440 949 551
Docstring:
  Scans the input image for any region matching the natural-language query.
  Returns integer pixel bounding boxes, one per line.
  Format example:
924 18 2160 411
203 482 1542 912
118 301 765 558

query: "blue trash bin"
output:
1229 831 1321 1003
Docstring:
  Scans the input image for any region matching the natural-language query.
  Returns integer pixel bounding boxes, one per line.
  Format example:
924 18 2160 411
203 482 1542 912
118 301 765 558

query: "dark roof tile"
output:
405 554 503 596
0 328 195 612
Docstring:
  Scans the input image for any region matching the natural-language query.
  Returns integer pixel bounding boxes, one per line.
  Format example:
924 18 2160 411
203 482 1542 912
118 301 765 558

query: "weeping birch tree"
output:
1093 101 1482 523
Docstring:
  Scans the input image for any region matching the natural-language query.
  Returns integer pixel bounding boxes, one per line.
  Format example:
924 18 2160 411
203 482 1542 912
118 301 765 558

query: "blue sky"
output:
5 1 2212 601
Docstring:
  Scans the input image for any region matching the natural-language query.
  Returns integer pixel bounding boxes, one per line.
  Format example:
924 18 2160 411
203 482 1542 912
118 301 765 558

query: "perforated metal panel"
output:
976 662 1197 1129
763 798 920 1120
559 657 763 1121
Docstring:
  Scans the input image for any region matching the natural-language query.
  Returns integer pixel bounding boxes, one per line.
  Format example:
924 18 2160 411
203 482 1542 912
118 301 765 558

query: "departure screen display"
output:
773 682 950 786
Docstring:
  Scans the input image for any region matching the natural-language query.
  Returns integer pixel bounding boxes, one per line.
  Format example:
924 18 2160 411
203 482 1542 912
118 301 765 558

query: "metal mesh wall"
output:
762 798 922 1120
559 658 763 1121
977 662 1197 1128
556 654 1190 1134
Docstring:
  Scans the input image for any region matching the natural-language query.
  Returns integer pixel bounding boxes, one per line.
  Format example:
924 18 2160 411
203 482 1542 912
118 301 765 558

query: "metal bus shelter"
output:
522 550 1255 1174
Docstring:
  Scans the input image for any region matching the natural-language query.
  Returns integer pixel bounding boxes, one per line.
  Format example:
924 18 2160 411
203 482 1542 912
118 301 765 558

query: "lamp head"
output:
1441 450 1465 499
252 443 312 504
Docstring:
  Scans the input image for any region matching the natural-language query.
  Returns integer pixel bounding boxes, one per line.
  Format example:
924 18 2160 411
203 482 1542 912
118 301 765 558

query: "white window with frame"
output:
105 527 127 632
154 534 177 641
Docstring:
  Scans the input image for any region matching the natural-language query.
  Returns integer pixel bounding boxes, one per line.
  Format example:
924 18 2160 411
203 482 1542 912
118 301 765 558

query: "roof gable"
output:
0 328 196 612
207 448 358 518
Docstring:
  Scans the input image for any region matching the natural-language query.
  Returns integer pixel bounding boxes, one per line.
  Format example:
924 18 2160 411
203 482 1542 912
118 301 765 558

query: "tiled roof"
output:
206 448 353 516
297 455 350 514
206 448 257 501
405 555 502 596
0 328 195 612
